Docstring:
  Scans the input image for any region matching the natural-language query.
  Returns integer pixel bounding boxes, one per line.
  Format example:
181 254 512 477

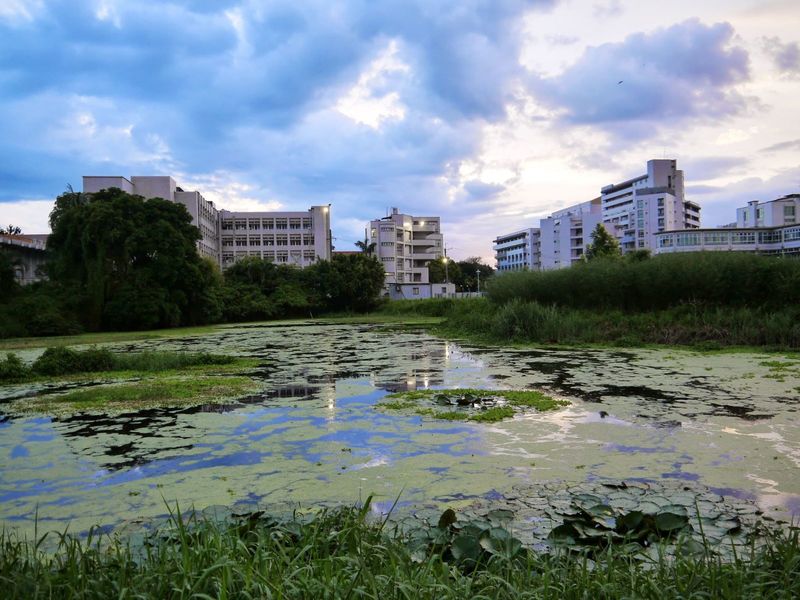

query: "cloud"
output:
761 139 800 153
679 156 750 181
763 36 800 76
532 19 751 139
463 180 506 202
0 0 560 253
592 0 623 19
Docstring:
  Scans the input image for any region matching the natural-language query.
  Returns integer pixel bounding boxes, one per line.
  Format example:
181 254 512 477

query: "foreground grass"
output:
1 504 798 599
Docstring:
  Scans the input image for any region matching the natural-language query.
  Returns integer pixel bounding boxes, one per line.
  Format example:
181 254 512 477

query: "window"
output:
262 218 274 229
222 220 234 230
676 232 700 247
276 235 288 246
381 241 394 246
249 221 260 230
703 232 729 245
290 235 302 246
732 231 755 245
412 287 420 295
289 218 301 229
302 218 312 229
275 219 288 230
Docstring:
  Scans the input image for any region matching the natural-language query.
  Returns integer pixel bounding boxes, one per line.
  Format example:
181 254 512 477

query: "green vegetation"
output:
0 346 239 382
0 189 387 339
376 253 800 349
428 256 494 291
2 501 798 599
16 375 258 413
380 388 568 422
585 222 622 261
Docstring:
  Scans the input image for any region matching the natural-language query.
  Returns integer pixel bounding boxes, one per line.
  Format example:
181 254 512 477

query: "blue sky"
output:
1 0 798 260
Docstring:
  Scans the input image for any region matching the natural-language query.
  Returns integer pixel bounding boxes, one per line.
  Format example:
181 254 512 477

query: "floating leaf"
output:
450 534 481 562
438 508 457 529
654 511 689 532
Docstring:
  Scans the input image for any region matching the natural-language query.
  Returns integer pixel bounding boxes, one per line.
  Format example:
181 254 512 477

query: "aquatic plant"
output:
380 388 568 422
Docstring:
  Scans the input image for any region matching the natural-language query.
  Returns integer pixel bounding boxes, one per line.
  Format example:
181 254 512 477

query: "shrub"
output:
32 347 86 376
0 353 30 381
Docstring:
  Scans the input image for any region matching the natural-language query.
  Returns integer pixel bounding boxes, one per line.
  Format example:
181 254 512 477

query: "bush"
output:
0 353 31 381
32 347 88 376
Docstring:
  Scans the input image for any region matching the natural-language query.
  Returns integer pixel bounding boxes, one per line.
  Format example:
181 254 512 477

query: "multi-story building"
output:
218 207 331 268
82 176 331 269
493 228 540 272
655 193 800 257
601 159 700 251
493 159 702 271
369 208 455 298
736 194 799 228
539 198 603 269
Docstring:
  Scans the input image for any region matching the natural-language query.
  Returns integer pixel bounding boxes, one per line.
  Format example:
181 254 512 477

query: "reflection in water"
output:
0 322 799 536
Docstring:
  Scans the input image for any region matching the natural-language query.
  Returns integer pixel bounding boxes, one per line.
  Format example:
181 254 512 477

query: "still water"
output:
1 323 798 536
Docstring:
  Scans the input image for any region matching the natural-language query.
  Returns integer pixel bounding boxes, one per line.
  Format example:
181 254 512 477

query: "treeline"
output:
0 188 385 338
380 253 800 349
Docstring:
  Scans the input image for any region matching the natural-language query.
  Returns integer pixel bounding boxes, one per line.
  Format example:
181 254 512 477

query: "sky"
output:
1 0 798 262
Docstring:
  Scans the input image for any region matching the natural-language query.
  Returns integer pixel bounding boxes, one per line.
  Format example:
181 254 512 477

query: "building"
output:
493 159 702 271
0 234 49 284
736 194 799 228
218 206 331 268
493 228 540 272
82 176 331 269
655 193 800 257
600 159 700 251
539 198 603 269
369 207 455 298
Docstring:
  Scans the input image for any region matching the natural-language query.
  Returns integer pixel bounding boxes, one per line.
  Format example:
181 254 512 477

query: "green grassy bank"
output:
2 503 798 599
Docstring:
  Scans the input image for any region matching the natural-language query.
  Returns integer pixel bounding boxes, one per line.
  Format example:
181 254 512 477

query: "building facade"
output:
0 234 48 285
736 194 799 228
655 193 800 257
539 198 603 269
82 176 331 269
218 207 331 268
493 159 702 271
493 228 540 272
600 159 700 251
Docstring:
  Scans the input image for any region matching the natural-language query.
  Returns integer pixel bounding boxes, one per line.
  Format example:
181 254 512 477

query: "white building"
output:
218 207 331 268
493 159 702 271
82 176 331 269
655 193 800 257
601 159 700 252
539 198 603 269
493 228 540 272
736 194 799 228
369 208 455 298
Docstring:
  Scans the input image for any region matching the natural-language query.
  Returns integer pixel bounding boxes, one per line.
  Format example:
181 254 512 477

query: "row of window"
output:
221 235 315 247
221 218 312 231
658 227 800 248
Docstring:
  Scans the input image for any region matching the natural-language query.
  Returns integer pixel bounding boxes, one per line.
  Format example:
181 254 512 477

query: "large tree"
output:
585 224 622 261
47 187 221 330
306 253 385 312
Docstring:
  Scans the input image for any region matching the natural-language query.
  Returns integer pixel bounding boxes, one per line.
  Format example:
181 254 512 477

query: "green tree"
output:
0 225 22 235
429 258 461 284
454 257 494 291
306 253 385 312
585 224 621 261
354 233 376 256
47 187 221 331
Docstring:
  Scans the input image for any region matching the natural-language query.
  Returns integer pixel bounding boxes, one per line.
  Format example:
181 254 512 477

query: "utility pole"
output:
476 269 480 293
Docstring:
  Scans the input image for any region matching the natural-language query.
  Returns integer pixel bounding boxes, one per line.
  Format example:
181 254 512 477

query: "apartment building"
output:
493 159 702 271
369 207 455 298
655 193 800 257
218 207 331 268
493 228 540 272
539 198 603 269
82 176 332 268
601 159 700 251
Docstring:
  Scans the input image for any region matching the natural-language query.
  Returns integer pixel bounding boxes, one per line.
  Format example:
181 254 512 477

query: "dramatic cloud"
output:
679 156 751 181
532 19 751 138
0 0 557 248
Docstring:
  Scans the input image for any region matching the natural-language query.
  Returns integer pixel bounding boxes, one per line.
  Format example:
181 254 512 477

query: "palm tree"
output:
355 230 376 255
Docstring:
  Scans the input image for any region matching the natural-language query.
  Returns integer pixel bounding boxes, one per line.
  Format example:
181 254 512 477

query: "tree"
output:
0 225 22 235
306 253 385 312
47 187 222 331
354 233 376 255
429 258 460 284
585 224 621 261
454 257 494 291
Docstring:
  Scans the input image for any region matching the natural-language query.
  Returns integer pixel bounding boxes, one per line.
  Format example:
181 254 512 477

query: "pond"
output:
1 323 799 538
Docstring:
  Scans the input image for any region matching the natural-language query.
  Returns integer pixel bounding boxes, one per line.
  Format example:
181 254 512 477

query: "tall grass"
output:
486 253 800 311
2 505 798 599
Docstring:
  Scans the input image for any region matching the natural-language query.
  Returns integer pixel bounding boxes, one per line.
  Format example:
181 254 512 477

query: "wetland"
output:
1 321 799 544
